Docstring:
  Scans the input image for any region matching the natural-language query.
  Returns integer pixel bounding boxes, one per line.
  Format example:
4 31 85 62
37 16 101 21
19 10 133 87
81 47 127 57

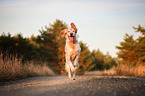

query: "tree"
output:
37 19 67 74
103 52 116 69
0 33 35 62
133 25 145 36
91 49 104 70
133 25 145 63
91 49 116 70
116 34 137 63
135 37 145 62
116 25 145 64
48 20 68 73
78 41 95 73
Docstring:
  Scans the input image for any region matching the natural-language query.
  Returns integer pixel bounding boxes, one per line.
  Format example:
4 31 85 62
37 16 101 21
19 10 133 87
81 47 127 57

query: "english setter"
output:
60 23 81 80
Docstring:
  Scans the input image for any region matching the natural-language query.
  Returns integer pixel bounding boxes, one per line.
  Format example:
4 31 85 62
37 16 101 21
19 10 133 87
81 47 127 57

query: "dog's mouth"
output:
69 36 74 42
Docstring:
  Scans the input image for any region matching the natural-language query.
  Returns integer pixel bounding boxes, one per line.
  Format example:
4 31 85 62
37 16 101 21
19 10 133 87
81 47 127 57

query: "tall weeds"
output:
116 63 145 77
103 63 145 77
0 53 55 82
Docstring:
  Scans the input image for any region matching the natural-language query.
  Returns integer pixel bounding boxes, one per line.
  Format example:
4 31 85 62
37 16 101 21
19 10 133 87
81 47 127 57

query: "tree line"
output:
116 25 145 65
0 19 116 74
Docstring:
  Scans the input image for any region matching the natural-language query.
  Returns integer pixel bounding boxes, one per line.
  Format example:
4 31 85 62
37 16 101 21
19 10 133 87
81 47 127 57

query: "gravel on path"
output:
0 76 145 96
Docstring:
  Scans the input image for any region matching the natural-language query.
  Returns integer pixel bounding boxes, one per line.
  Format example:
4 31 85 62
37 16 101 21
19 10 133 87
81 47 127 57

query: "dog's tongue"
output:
69 37 74 42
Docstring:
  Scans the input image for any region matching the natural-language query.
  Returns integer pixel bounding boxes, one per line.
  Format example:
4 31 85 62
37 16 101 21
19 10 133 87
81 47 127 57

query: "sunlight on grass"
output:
0 53 55 82
103 64 145 77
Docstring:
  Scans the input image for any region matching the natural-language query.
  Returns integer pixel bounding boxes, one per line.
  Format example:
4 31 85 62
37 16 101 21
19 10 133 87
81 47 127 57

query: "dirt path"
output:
0 76 145 96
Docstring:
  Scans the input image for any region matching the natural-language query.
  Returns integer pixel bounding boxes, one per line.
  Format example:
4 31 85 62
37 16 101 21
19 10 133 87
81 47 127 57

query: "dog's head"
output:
60 23 78 43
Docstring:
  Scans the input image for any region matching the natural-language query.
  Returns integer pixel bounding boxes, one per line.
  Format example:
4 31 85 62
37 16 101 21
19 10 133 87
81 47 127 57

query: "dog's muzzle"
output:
69 36 74 42
70 33 73 37
69 33 74 42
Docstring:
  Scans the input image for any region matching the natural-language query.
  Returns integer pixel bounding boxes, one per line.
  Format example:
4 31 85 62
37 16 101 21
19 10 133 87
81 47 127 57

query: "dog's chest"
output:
66 43 80 60
70 47 78 60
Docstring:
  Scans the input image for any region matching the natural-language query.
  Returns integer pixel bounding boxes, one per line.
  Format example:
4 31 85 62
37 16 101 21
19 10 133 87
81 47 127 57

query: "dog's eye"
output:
73 31 75 32
68 31 70 32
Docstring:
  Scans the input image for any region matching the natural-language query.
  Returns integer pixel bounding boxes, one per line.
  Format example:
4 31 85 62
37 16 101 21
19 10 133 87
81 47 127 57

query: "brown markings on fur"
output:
71 23 78 33
60 29 66 37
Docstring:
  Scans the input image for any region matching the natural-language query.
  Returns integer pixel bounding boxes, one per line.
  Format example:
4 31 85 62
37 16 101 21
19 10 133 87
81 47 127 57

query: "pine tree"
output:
133 25 145 36
133 25 145 63
78 41 95 73
37 19 67 74
116 25 145 64
103 52 116 69
135 36 145 62
48 20 68 73
91 49 104 70
116 34 137 63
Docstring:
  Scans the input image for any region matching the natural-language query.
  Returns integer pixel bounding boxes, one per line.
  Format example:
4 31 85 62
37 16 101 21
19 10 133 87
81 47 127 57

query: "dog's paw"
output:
68 78 72 80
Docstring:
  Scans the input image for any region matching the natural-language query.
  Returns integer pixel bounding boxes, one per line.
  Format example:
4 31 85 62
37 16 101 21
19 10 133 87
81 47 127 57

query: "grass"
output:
116 63 145 77
103 66 116 76
103 63 145 77
1 52 145 82
0 53 55 82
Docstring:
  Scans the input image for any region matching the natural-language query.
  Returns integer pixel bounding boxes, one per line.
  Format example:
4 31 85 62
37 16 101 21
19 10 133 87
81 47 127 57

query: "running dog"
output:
60 23 81 80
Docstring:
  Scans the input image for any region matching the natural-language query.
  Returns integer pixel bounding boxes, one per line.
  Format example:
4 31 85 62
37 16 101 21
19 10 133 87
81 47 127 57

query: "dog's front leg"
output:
72 55 79 80
68 69 71 80
74 55 79 70
65 64 71 80
66 56 75 72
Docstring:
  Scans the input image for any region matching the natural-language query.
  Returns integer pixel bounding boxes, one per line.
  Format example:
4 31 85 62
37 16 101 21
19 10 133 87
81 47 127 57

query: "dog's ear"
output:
71 23 78 33
60 29 66 37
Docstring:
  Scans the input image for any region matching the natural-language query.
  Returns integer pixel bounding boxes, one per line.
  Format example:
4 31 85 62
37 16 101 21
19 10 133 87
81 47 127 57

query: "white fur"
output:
61 27 81 80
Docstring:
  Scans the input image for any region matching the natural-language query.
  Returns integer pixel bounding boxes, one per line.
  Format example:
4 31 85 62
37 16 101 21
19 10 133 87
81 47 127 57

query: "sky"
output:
0 0 145 57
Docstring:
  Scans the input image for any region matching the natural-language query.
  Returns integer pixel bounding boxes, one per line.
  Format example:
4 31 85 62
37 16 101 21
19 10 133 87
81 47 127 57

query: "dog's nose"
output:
70 33 73 36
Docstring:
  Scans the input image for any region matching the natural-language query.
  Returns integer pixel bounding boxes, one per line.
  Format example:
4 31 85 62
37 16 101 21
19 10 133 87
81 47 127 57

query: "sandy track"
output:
0 76 145 96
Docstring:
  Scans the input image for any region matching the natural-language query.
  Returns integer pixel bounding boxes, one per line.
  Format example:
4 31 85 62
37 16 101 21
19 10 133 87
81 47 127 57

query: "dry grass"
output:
116 63 145 77
27 62 55 76
135 64 145 77
103 63 145 77
0 54 55 82
103 66 117 76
